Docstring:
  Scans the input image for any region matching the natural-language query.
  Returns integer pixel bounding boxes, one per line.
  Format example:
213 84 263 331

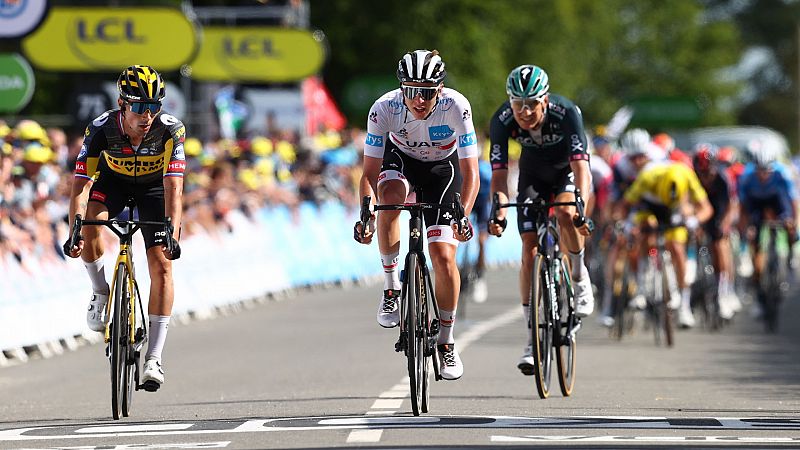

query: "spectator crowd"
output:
0 118 365 273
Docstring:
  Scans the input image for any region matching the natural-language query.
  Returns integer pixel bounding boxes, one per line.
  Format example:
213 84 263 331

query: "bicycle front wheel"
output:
110 263 129 420
530 254 553 399
555 255 577 397
405 253 426 416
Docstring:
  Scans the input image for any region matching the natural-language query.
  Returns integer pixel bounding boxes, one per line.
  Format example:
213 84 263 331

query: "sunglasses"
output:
127 101 162 115
402 85 439 101
509 96 544 111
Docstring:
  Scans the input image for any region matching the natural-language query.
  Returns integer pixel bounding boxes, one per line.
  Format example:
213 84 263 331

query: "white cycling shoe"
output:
86 291 109 332
678 305 696 328
376 289 400 328
437 344 463 380
573 277 594 317
517 344 534 376
142 359 164 391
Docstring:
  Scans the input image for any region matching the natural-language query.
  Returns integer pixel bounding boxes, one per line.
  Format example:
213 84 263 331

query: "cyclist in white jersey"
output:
355 49 479 380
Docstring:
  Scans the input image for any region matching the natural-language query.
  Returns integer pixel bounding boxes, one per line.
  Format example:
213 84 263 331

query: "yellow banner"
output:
22 7 198 71
188 27 325 82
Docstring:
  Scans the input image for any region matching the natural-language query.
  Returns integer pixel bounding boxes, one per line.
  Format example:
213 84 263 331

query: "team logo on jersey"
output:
462 109 471 121
458 131 477 147
438 97 455 111
369 111 378 123
173 144 186 161
428 125 454 140
570 134 584 153
365 133 384 147
388 100 405 115
499 108 513 123
397 128 408 139
92 112 110 127
78 145 87 160
160 114 179 126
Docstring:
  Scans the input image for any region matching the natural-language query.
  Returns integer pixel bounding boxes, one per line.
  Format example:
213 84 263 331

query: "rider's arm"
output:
488 104 512 219
360 156 382 203
68 122 105 225
459 156 479 216
452 91 479 215
163 118 187 240
570 159 592 204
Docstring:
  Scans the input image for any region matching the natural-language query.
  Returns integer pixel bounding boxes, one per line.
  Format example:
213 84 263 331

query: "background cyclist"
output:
487 64 593 376
63 65 184 390
354 50 479 381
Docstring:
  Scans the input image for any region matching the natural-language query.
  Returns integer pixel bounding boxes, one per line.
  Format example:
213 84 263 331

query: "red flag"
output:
302 76 346 135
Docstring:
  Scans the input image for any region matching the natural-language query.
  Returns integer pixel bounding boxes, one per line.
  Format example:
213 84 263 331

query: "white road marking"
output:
345 429 383 443
76 424 194 433
345 306 521 443
492 435 800 443
2 416 800 442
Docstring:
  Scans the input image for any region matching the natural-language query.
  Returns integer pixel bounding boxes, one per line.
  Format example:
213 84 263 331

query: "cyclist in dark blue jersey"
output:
487 65 593 376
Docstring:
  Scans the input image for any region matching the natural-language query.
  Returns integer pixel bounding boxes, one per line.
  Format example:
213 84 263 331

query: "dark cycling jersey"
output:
489 94 589 233
74 109 186 248
75 109 187 184
488 94 589 185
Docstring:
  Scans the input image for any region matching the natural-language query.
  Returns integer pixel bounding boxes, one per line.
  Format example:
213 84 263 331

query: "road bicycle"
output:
359 193 468 415
756 221 790 332
608 223 638 341
689 231 723 331
638 223 677 347
490 190 589 398
66 199 174 420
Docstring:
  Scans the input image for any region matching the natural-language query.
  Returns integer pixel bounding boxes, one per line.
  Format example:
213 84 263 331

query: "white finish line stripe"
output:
346 429 383 443
492 435 800 443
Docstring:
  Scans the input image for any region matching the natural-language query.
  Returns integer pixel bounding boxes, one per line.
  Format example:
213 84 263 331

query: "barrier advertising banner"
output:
21 7 198 71
188 27 324 82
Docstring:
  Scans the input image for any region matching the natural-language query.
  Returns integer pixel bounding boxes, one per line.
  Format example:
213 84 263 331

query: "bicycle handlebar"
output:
67 216 175 255
490 190 594 233
359 193 468 235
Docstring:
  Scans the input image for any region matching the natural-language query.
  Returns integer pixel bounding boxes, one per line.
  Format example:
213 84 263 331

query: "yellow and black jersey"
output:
75 109 186 185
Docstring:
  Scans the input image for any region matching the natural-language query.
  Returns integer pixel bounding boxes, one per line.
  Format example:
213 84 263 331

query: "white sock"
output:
523 304 532 346
568 249 589 280
381 252 401 291
681 287 691 310
437 308 456 344
719 273 731 296
146 315 170 362
83 257 109 294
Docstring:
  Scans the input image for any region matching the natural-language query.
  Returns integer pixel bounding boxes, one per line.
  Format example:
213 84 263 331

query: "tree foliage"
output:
311 0 743 132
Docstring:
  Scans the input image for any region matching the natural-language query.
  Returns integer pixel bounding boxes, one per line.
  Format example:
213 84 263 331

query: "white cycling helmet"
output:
619 128 651 156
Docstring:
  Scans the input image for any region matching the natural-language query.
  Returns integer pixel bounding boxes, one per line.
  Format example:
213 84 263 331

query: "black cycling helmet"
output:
397 49 447 84
117 65 166 102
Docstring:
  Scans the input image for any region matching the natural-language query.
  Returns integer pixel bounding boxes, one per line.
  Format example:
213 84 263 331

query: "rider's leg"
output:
145 247 173 362
82 201 110 294
553 193 586 280
377 179 407 290
430 241 459 344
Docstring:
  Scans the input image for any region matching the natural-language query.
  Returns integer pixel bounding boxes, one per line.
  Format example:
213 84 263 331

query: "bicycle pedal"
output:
138 380 160 392
394 332 407 353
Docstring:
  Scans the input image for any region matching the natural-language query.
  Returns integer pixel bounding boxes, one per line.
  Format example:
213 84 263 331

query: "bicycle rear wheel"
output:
405 253 425 416
555 255 577 397
110 263 129 420
530 254 553 399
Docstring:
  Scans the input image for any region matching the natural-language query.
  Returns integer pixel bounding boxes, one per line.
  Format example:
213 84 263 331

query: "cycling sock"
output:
437 308 456 344
681 287 691 310
83 257 109 294
146 315 170 362
381 251 401 290
568 249 588 280
523 304 532 346
719 272 731 296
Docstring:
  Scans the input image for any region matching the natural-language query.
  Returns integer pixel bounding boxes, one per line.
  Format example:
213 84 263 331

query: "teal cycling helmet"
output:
506 65 549 99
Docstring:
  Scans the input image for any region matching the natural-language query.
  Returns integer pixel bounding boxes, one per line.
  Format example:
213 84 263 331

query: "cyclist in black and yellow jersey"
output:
63 65 184 390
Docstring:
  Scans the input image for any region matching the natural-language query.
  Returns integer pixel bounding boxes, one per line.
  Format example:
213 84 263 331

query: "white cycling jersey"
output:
364 87 479 162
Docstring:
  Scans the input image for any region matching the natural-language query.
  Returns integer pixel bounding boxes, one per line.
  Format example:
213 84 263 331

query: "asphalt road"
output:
0 267 798 449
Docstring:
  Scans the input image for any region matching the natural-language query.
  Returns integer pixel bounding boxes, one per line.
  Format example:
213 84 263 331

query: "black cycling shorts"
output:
516 170 575 234
88 172 167 249
378 143 462 231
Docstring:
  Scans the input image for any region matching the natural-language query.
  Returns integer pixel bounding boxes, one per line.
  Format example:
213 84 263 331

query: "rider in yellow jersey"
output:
63 65 184 390
615 161 713 328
